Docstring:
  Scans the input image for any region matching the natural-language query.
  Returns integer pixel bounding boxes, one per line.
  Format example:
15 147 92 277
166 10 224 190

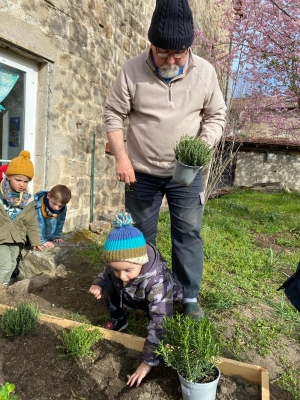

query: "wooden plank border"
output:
217 358 270 400
0 304 145 352
0 304 269 399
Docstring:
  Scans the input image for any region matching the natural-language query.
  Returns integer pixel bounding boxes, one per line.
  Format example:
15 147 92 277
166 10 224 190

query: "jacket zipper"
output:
119 288 123 309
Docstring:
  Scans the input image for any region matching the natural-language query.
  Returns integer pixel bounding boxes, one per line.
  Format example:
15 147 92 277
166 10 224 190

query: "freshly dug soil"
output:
0 322 261 400
2 239 292 399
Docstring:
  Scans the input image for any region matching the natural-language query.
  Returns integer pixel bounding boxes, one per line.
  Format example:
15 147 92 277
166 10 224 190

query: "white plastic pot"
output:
178 368 220 400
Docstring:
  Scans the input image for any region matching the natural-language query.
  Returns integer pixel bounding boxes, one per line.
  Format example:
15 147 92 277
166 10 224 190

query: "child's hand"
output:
43 241 55 248
89 285 102 299
33 246 43 252
127 362 152 387
53 238 64 243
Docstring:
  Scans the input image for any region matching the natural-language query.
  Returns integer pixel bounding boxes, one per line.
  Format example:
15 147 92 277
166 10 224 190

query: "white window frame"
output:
0 49 38 191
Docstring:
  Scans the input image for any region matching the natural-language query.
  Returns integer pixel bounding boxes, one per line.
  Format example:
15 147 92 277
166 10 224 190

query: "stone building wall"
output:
0 0 220 232
234 150 300 191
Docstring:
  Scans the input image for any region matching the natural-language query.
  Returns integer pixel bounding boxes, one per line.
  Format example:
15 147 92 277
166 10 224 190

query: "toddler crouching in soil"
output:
89 211 183 387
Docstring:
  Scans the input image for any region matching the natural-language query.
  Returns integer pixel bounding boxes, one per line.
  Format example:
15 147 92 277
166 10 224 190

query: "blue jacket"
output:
34 190 67 244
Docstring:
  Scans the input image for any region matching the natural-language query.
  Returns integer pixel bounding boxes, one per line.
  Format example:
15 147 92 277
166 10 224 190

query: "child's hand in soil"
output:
43 241 55 248
89 285 102 300
127 362 152 387
33 245 43 252
53 238 64 243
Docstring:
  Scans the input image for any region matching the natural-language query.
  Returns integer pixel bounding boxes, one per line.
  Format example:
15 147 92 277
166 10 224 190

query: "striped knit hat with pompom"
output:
103 211 149 265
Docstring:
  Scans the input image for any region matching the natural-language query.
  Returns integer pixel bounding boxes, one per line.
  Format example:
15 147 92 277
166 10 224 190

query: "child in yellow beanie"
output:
0 150 42 290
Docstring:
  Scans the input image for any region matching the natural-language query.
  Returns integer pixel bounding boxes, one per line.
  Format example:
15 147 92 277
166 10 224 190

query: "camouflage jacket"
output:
93 243 183 366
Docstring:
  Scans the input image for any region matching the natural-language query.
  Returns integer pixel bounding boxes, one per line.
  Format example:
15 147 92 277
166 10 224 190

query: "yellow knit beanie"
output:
6 150 34 180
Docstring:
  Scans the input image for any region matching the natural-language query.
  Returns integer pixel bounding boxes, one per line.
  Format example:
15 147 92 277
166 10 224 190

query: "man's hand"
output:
89 285 102 300
115 156 136 184
127 362 152 387
107 130 136 184
43 241 55 248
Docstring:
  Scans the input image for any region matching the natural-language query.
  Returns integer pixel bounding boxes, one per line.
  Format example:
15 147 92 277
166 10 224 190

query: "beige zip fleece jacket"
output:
105 49 226 177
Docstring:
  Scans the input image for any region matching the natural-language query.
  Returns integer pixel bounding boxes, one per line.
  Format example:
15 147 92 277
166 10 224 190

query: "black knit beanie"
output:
148 0 194 50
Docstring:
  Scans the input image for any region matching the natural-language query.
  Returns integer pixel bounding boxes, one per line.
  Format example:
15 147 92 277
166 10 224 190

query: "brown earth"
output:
0 322 262 400
0 236 295 399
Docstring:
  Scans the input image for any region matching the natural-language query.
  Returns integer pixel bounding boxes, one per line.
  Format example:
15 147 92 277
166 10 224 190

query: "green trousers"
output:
0 244 20 283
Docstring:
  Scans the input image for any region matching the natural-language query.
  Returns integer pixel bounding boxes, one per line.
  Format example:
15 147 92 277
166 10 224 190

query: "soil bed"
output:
0 240 273 399
0 322 261 400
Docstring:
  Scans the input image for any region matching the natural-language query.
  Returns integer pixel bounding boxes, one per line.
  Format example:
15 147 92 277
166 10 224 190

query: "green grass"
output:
64 312 90 324
277 361 300 399
155 188 300 399
96 310 149 338
75 242 105 270
157 211 172 266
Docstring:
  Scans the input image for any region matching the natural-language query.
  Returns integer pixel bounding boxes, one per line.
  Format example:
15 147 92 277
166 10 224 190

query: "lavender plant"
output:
57 324 103 362
0 303 40 336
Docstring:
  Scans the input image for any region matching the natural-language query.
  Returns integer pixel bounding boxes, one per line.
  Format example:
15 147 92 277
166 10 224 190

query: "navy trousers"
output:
125 171 204 299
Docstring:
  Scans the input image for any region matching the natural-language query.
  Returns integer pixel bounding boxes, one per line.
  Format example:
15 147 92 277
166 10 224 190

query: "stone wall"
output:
0 0 155 232
0 0 221 232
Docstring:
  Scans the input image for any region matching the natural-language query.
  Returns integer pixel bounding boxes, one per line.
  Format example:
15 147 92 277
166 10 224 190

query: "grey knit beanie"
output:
148 0 194 50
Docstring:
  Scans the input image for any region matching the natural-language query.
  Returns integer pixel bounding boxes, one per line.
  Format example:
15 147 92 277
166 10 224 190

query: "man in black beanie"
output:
148 0 194 50
105 0 226 380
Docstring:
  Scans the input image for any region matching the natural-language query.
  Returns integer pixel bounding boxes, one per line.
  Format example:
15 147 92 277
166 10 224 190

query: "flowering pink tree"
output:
193 0 300 197
233 0 299 133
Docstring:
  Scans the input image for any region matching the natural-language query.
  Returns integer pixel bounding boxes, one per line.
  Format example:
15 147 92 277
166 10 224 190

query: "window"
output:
0 49 38 187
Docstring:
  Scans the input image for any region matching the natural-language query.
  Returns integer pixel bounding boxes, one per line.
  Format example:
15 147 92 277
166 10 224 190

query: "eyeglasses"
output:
155 48 188 60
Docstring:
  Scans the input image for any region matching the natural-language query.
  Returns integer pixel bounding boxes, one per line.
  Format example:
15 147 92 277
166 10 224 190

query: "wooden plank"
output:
261 369 270 400
39 313 145 352
0 303 269 399
217 357 262 385
217 358 269 399
0 304 145 352
0 304 10 314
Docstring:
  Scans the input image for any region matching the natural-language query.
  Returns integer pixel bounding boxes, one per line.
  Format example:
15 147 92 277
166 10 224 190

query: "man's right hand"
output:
107 131 136 184
116 156 136 184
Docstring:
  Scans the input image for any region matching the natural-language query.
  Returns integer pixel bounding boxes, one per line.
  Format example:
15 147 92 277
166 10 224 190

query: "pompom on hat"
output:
103 212 149 265
6 150 34 180
148 0 194 50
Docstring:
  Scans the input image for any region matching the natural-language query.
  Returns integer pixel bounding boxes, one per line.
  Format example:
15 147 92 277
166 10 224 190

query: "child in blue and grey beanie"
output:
89 211 183 387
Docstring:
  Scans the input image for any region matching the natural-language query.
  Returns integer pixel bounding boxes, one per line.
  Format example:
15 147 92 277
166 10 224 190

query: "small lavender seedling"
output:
0 303 40 336
57 324 103 362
